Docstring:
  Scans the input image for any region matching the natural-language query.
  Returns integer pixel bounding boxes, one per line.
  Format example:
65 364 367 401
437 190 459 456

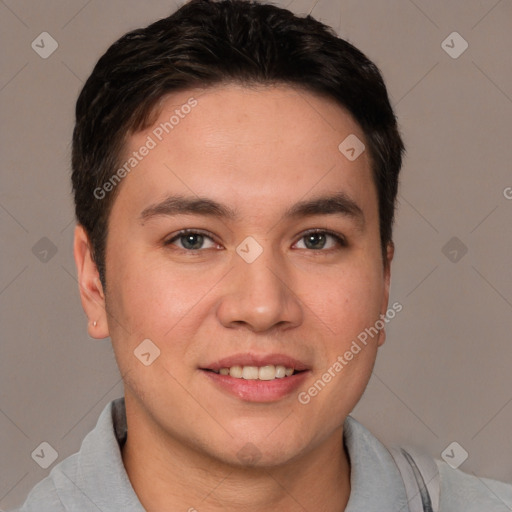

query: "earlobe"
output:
73 225 109 339
377 327 387 347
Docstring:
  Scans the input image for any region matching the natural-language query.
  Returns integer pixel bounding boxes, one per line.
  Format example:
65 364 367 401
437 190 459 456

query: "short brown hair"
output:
72 0 404 286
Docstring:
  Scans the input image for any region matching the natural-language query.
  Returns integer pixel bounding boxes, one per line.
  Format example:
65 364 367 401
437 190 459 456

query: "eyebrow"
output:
139 195 237 222
139 192 365 229
284 192 365 229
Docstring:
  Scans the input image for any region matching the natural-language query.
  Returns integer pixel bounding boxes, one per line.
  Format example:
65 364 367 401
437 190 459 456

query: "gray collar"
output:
344 415 409 511
65 397 408 511
71 397 144 511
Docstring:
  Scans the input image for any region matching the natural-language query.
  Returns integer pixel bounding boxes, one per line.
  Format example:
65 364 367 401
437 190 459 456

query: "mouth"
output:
199 353 311 402
203 365 306 381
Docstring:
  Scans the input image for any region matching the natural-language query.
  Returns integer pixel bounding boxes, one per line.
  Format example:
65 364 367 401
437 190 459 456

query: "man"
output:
14 0 512 510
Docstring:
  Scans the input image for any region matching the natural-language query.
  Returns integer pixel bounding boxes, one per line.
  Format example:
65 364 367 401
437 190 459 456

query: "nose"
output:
215 248 303 333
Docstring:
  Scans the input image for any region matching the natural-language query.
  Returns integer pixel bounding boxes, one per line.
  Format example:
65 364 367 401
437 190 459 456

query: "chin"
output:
224 443 302 469
223 431 310 469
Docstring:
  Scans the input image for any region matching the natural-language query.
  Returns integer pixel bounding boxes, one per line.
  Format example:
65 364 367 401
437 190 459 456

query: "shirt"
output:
12 397 512 511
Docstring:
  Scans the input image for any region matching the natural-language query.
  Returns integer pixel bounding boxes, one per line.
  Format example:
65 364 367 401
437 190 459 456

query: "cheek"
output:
106 250 218 340
307 262 385 342
104 255 211 390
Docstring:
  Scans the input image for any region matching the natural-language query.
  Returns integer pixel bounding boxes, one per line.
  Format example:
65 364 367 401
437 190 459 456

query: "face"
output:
76 83 392 467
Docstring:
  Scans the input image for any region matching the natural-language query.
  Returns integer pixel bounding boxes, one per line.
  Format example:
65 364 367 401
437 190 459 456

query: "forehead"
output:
112 83 376 223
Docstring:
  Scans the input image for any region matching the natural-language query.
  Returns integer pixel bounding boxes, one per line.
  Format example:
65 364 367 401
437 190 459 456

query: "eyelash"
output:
164 228 347 252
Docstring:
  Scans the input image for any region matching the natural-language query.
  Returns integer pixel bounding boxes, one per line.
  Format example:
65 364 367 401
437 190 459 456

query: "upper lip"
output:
201 353 310 372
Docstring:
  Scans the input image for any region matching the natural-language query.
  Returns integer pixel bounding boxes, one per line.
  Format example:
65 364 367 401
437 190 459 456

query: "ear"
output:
73 225 110 339
377 241 394 347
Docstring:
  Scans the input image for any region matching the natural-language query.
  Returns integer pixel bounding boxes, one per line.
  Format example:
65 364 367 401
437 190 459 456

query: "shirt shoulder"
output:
437 460 512 511
12 479 63 512
10 454 79 512
10 398 143 512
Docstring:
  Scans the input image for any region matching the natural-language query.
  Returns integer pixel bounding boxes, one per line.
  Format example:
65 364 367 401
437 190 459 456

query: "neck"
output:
121 398 351 512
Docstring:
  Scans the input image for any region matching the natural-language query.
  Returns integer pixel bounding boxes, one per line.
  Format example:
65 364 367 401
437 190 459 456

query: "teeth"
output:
258 365 276 381
229 365 243 378
216 365 296 380
275 366 286 378
242 366 259 379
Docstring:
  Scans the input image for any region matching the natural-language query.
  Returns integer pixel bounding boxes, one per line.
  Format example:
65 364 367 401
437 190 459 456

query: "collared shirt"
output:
13 397 512 511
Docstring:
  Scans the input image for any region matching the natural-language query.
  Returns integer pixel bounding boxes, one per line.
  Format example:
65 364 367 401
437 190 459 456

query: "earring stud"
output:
93 321 97 327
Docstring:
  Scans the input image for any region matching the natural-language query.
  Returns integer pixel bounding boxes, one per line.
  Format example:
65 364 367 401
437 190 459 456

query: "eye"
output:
294 230 346 251
165 229 219 251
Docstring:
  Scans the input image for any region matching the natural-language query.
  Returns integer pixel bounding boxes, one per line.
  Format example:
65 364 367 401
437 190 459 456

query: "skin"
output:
74 83 393 511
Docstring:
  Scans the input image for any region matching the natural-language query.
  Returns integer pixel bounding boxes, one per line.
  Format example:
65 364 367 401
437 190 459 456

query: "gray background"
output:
1 0 511 508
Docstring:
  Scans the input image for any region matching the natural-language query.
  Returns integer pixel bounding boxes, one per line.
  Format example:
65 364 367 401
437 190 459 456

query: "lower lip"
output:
201 370 310 402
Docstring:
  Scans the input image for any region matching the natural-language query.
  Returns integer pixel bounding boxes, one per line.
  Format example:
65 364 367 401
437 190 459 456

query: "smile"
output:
209 364 298 380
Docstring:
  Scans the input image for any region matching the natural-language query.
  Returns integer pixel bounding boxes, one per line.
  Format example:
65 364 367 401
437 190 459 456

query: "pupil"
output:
305 233 326 250
183 234 203 250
